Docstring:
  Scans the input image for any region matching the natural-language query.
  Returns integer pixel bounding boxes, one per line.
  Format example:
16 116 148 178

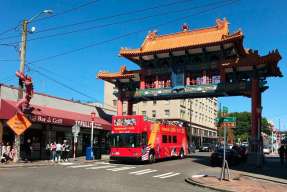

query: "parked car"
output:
199 143 212 152
210 148 241 166
232 145 248 161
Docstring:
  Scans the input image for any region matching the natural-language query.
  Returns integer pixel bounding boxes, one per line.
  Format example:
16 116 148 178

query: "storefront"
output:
0 99 111 160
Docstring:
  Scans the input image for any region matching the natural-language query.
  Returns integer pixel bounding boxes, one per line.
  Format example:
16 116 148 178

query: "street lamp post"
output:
14 10 53 162
90 112 96 160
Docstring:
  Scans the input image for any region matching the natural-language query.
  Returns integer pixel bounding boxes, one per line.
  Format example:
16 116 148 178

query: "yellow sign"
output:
7 114 32 136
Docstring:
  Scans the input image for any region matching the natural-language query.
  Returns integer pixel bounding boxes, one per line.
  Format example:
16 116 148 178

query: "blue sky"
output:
0 0 286 130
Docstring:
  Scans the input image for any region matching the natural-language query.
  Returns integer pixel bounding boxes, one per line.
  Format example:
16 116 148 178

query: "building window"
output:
142 111 146 116
123 112 127 115
132 111 136 115
169 136 172 143
173 136 177 143
162 135 167 143
112 100 117 106
180 110 185 119
164 110 170 117
153 100 157 105
152 110 156 118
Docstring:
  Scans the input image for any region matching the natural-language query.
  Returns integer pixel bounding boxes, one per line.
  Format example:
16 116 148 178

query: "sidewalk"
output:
0 155 110 169
186 174 287 192
186 154 287 192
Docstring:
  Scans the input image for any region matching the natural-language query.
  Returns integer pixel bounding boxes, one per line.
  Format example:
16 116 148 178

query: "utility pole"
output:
13 10 53 162
14 19 28 162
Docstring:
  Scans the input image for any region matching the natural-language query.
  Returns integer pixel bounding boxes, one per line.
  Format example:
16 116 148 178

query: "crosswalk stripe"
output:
153 172 174 178
69 164 96 168
107 167 136 172
86 165 116 170
129 169 151 174
159 173 180 179
134 170 157 175
59 162 75 166
97 162 110 165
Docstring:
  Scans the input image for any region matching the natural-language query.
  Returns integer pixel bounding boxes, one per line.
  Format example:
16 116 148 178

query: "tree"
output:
226 112 272 142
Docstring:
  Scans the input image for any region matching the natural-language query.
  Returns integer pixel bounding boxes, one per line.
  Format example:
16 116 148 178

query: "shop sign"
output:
7 114 32 135
75 120 102 129
29 114 63 125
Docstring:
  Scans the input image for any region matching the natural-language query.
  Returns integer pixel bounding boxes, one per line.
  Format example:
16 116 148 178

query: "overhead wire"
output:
27 0 239 66
32 0 101 23
30 0 194 33
2 0 232 45
0 0 100 40
0 0 193 41
30 67 116 109
0 23 20 37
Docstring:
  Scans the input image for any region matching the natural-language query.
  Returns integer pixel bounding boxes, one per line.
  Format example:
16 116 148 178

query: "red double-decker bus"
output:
110 115 188 163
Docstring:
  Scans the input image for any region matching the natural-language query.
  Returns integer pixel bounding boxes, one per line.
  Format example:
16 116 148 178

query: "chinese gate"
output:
97 19 282 162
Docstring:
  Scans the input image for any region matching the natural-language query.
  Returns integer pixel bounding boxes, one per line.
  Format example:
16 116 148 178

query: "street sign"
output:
215 117 236 123
7 114 32 135
222 117 236 122
222 106 228 113
215 116 236 128
72 124 80 135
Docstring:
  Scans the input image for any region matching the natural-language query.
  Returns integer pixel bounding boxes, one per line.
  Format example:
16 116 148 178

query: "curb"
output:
240 174 287 185
185 177 234 192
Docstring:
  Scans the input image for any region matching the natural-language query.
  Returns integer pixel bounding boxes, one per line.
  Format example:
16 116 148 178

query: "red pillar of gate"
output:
117 95 123 116
251 78 260 139
127 100 133 115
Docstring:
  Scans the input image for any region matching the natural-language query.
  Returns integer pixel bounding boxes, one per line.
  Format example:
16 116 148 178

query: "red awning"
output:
0 99 111 130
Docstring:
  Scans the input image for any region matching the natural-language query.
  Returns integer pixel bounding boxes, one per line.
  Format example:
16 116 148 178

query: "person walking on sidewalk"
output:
45 142 51 161
56 141 62 162
50 142 57 162
23 139 32 162
62 140 70 162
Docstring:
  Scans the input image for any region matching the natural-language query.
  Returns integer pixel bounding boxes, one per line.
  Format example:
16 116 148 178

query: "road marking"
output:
96 162 110 165
133 170 157 175
59 162 74 166
107 166 136 172
153 172 174 178
129 169 151 174
159 173 180 179
86 165 116 170
69 164 96 168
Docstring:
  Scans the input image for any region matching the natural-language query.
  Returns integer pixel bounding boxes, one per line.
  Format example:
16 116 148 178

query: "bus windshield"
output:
111 133 146 148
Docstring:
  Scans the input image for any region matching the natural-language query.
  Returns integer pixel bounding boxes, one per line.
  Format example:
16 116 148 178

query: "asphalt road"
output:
0 152 217 192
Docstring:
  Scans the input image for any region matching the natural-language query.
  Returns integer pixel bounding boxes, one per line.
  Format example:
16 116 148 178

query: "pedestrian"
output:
23 139 32 162
278 144 285 166
50 141 57 162
56 141 62 162
62 140 70 162
45 142 51 161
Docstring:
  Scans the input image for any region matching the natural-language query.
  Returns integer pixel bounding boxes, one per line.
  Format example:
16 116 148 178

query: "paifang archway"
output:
97 19 282 158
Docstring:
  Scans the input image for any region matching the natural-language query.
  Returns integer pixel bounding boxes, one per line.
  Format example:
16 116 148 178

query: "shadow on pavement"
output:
191 152 287 180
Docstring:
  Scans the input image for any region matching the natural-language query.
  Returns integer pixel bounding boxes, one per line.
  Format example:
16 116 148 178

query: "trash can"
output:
86 146 94 160
94 147 101 160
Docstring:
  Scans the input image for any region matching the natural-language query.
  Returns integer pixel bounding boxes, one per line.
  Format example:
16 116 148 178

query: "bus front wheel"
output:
179 149 184 159
148 152 155 164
